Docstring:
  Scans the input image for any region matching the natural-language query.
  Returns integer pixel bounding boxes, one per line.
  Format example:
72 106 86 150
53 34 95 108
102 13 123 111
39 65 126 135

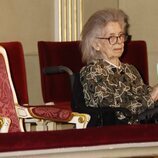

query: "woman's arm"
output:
130 65 158 101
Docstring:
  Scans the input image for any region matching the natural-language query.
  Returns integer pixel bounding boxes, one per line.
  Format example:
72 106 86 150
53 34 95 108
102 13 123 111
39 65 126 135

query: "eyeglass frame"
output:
96 33 128 45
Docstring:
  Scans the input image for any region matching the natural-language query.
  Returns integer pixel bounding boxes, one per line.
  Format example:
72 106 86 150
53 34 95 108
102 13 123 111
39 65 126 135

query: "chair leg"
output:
47 122 57 130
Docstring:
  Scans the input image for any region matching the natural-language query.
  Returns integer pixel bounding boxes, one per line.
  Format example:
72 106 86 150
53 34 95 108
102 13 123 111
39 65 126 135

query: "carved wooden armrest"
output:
69 112 91 129
0 117 11 133
16 105 91 129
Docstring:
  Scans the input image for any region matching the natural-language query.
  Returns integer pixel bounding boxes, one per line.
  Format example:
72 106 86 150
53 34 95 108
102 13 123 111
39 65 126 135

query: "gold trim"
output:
57 0 83 41
79 0 83 39
0 117 4 128
67 0 72 41
74 0 77 40
28 107 73 122
59 0 62 41
72 112 90 124
61 0 67 41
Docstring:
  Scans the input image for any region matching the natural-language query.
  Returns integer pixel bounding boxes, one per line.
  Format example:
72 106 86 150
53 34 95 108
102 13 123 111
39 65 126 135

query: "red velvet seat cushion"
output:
29 105 72 122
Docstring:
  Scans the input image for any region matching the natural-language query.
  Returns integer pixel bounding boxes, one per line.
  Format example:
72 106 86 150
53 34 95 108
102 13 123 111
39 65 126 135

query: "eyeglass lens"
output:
109 34 126 45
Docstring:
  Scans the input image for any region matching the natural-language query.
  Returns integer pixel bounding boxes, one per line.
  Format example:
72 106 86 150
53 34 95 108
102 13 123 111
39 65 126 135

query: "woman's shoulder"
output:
122 63 140 74
122 62 137 69
80 59 107 73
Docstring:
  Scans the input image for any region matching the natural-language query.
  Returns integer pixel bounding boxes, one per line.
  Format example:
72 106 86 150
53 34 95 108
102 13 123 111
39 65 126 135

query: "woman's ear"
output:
92 39 100 51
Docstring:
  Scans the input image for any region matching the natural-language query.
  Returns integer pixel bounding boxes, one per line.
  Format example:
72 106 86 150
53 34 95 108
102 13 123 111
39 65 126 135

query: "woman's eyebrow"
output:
108 32 124 36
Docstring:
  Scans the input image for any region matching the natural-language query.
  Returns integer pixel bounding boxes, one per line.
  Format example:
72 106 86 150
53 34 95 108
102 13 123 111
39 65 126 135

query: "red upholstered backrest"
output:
38 41 84 103
0 48 21 132
0 42 29 105
121 40 149 84
38 40 149 104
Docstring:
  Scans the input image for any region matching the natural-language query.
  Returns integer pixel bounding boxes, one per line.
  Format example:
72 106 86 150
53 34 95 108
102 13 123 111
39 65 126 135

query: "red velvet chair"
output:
0 42 29 105
38 40 149 127
38 40 149 107
38 41 84 107
0 42 90 132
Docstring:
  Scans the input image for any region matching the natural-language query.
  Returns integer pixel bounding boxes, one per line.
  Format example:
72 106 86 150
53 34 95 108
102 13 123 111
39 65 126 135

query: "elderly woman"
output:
80 8 158 126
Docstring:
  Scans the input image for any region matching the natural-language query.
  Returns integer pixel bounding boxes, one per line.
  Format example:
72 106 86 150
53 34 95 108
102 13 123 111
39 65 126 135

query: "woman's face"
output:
96 22 125 61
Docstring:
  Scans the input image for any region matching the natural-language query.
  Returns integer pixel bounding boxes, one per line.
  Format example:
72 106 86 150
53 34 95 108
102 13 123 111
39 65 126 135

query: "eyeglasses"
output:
96 33 128 45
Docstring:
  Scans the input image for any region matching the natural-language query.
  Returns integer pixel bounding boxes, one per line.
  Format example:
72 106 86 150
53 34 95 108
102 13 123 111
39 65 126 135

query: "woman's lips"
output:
114 48 122 51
